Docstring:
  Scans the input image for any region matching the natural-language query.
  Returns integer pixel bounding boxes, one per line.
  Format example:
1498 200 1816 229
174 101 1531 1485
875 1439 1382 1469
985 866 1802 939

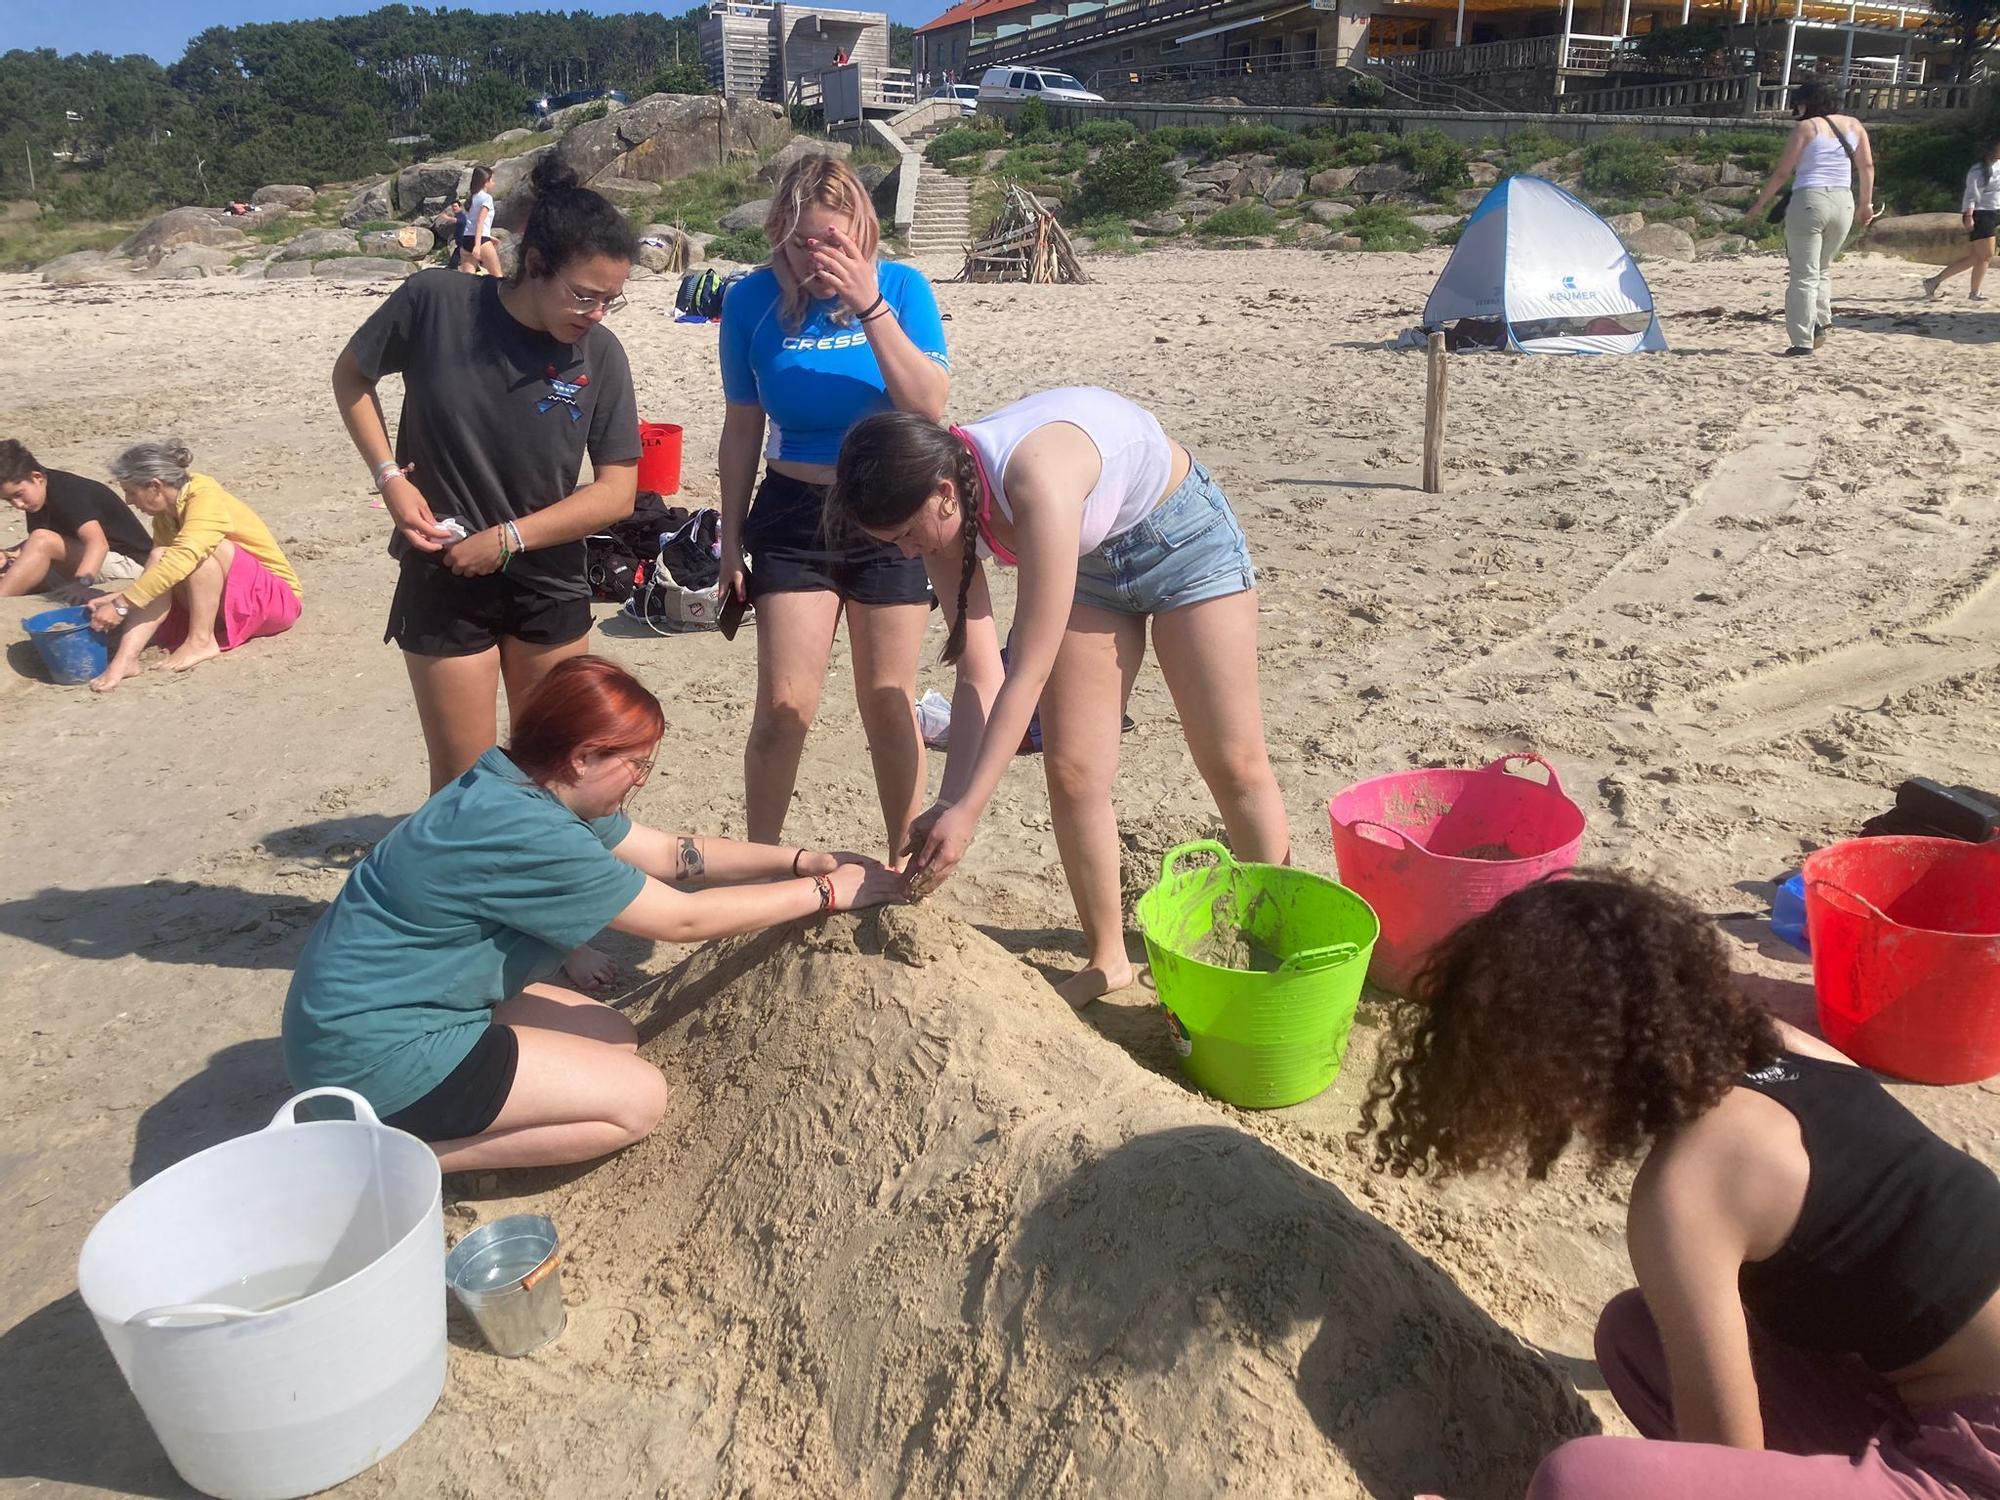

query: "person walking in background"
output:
85 442 302 693
456 166 502 278
0 439 154 600
715 154 950 864
1747 79 1877 356
332 154 641 793
1923 138 2000 302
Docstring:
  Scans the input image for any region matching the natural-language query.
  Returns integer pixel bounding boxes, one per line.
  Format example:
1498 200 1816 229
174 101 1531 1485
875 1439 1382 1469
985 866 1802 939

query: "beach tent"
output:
1424 175 1667 355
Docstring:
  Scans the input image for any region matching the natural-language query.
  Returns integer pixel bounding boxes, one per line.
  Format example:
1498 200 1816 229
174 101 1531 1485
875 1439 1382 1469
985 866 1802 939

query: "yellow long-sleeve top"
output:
123 473 302 609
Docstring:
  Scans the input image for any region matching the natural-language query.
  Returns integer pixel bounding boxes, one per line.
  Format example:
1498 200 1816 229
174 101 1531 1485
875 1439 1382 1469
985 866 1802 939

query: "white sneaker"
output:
1971 291 1989 302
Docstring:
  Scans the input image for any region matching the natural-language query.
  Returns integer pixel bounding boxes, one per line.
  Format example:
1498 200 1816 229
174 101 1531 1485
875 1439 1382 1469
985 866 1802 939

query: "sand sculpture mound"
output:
441 908 1592 1498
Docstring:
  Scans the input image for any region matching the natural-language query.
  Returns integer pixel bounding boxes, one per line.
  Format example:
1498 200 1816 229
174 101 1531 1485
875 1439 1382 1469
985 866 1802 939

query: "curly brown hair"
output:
1356 870 1779 1181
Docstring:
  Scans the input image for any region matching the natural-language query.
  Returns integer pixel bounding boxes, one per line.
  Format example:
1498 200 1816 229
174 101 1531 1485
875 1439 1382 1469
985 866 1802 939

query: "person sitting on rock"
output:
284 655 903 1171
1364 873 2000 1500
0 439 154 601
85 441 302 692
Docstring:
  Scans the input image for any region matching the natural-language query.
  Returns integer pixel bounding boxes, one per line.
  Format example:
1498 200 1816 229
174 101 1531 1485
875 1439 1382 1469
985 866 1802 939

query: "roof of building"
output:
916 0 1044 35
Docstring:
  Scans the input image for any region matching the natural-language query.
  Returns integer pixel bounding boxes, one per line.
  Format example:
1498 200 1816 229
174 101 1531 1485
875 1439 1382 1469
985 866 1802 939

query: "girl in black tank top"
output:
1358 871 2000 1500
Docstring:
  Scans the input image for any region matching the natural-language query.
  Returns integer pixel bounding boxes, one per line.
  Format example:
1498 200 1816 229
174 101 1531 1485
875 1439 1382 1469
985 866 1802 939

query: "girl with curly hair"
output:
1362 871 2000 1499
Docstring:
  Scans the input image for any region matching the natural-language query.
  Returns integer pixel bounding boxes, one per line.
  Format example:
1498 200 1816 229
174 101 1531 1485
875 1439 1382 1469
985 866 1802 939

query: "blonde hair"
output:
763 154 881 334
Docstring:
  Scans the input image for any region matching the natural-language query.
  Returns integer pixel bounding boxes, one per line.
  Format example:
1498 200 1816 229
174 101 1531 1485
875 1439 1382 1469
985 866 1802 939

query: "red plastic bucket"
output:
1328 754 1587 995
1803 836 2000 1084
638 422 682 496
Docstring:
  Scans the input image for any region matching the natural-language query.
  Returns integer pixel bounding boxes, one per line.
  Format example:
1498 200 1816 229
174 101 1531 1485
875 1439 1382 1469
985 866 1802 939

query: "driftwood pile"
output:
957 185 1090 285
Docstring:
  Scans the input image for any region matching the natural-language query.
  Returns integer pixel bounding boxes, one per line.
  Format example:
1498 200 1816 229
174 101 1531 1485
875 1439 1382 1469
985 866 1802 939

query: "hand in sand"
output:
563 942 616 989
903 800 974 898
381 471 454 556
829 856 904 912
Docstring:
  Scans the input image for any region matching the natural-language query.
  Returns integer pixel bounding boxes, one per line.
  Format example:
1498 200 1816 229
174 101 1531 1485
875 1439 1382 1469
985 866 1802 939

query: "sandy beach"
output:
3 242 1997 1498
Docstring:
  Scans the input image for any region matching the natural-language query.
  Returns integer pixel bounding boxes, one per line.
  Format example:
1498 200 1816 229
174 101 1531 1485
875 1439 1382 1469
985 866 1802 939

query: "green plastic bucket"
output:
1134 840 1379 1110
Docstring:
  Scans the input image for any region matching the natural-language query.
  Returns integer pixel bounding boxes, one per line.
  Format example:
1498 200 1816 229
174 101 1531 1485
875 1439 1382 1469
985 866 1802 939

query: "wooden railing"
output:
1086 46 1336 87
1371 34 1562 76
792 64 917 114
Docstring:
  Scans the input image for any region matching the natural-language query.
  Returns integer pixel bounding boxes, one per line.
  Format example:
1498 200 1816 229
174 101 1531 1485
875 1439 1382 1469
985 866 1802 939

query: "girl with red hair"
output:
283 656 900 1170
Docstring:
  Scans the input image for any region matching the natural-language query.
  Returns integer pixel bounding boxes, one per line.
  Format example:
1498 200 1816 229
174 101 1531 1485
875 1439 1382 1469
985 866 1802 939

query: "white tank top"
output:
1794 119 1858 191
962 387 1173 558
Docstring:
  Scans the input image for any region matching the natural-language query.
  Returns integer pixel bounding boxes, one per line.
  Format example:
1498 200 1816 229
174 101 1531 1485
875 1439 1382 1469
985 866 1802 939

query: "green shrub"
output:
1275 135 1338 170
1402 127 1468 192
1344 202 1428 251
1074 118 1137 148
1149 124 1223 159
925 122 1004 166
1217 123 1294 156
1874 116 1993 213
707 226 770 263
1327 130 1395 167
1347 72 1388 107
1580 135 1671 196
1073 213 1141 250
1071 139 1178 218
648 61 716 96
1689 128 1782 171
1500 125 1568 171
1631 22 1727 62
576 100 612 124
1197 201 1276 237
1013 96 1052 140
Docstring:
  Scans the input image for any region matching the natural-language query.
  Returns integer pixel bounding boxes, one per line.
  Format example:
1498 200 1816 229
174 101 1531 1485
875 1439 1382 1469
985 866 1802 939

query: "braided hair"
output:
829 410 983 664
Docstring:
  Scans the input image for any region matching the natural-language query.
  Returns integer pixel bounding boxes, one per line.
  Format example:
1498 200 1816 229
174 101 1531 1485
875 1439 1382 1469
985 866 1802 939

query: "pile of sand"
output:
420 908 1591 1499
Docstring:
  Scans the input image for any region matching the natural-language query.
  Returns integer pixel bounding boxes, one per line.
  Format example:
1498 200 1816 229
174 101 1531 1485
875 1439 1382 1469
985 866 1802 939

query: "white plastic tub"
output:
76 1088 446 1500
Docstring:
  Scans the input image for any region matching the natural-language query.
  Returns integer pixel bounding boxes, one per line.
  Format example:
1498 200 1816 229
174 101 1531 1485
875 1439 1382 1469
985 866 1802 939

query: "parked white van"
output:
976 66 1105 104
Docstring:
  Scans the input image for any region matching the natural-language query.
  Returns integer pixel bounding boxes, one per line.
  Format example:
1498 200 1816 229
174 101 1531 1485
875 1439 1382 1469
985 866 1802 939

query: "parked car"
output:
930 82 982 115
976 66 1103 104
531 87 630 121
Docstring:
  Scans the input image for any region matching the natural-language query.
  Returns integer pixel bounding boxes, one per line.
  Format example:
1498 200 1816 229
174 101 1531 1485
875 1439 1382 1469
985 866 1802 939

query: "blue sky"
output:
0 0 941 65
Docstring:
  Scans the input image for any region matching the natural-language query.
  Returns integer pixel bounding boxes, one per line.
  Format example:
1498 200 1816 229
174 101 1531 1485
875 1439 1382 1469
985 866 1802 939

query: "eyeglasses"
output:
621 751 656 782
553 268 627 316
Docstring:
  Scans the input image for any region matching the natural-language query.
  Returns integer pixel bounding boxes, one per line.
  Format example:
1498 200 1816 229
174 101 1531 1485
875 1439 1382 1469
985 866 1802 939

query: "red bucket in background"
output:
638 422 682 496
1328 754 1587 995
1804 836 2000 1084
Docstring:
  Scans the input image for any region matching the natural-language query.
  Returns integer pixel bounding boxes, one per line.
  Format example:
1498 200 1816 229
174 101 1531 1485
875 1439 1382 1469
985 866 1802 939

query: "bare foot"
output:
1054 960 1138 1010
89 660 139 693
165 637 222 673
563 942 616 989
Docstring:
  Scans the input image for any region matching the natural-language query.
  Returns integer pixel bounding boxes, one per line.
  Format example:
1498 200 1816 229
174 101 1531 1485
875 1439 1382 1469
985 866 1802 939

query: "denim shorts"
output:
1073 460 1256 617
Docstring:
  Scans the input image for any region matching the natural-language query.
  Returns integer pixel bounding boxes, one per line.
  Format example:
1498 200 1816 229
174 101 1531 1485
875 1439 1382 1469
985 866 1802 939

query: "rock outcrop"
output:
251 184 316 210
117 208 253 262
554 93 789 190
1865 212 1970 267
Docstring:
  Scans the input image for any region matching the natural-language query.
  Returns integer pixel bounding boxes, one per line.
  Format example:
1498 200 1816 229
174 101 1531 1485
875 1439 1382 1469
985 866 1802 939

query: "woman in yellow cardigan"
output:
86 441 302 692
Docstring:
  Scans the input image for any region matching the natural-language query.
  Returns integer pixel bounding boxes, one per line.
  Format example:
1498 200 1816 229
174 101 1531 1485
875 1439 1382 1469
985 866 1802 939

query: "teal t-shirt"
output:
282 747 648 1116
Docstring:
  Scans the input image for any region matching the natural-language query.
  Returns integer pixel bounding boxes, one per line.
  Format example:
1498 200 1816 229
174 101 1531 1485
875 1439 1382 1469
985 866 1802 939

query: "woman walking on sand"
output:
716 153 950 864
1374 874 2000 1500
1923 138 2000 303
285 656 902 1171
1746 79 1879 356
827 387 1290 1006
332 154 641 793
85 442 302 693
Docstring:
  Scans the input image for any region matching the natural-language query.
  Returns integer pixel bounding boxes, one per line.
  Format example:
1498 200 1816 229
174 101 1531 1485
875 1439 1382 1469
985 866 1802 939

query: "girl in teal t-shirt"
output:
283 656 901 1171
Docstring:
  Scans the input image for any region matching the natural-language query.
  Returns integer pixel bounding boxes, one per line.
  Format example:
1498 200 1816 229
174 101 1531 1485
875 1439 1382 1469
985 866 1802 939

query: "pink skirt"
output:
157 546 302 652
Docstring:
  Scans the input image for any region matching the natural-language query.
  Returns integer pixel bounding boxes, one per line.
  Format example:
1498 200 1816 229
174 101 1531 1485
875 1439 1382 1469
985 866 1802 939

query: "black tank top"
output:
1737 1051 2000 1371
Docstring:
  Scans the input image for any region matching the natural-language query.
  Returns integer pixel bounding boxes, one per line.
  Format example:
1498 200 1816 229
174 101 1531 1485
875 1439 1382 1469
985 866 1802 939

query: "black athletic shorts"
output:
1971 209 2000 242
385 559 593 657
383 1024 520 1143
455 233 493 251
743 469 932 607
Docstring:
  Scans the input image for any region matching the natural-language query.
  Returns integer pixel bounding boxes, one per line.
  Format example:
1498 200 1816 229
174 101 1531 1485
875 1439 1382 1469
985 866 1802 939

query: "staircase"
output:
907 170 975 259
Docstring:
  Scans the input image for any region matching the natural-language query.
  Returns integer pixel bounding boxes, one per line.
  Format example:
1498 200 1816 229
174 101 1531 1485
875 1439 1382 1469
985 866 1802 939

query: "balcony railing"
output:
792 63 917 115
1370 34 1563 75
966 0 1228 68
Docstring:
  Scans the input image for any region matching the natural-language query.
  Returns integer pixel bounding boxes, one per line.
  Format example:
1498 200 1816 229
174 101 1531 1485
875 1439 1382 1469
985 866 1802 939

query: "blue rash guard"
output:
718 261 949 465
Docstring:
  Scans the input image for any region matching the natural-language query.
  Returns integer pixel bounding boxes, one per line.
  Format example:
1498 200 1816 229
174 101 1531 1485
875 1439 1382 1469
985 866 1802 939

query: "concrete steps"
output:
907 171 975 256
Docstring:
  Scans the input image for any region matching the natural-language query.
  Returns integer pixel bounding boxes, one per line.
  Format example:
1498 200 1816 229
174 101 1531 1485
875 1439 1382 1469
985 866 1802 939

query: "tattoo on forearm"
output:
675 836 705 883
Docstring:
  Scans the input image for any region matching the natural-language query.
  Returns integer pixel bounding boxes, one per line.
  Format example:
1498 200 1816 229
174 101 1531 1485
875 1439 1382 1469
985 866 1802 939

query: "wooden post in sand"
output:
1422 331 1448 494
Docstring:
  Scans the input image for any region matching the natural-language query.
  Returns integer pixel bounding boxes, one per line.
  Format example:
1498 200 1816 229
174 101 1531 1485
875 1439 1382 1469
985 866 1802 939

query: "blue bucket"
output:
24 605 110 685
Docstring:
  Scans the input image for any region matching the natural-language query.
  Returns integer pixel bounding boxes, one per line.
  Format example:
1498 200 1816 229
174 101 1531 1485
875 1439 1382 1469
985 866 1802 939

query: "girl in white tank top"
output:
828 389 1292 1007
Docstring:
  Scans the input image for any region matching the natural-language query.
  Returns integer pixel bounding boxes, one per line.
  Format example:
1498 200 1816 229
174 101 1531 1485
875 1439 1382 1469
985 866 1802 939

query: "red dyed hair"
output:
506 655 664 785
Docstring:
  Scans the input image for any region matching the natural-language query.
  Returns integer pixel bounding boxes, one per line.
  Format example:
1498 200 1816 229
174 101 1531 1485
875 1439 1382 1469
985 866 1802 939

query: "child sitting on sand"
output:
85 442 302 692
0 439 154 600
1368 873 2000 1500
283 656 903 1170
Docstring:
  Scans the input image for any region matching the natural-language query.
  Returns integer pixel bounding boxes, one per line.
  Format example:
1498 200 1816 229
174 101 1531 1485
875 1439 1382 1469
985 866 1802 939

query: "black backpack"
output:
583 492 681 604
674 267 744 320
